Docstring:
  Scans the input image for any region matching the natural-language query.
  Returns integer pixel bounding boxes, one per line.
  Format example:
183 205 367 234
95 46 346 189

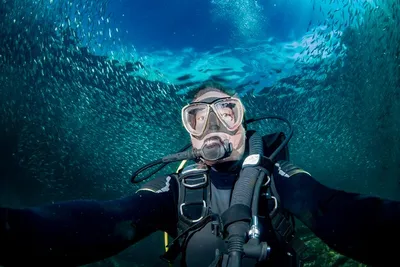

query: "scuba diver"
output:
0 82 399 267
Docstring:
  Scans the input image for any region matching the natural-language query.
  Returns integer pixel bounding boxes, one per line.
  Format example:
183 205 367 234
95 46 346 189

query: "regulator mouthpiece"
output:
198 138 232 161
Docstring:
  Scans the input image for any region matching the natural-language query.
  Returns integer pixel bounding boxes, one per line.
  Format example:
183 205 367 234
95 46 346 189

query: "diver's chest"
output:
184 220 261 267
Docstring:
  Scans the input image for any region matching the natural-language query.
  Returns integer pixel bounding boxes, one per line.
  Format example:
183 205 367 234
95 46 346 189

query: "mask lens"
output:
214 99 243 131
182 104 209 136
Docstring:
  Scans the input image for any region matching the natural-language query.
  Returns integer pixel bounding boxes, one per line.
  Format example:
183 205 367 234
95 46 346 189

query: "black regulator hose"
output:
131 143 191 183
225 116 292 266
245 115 293 161
252 170 265 217
226 131 264 267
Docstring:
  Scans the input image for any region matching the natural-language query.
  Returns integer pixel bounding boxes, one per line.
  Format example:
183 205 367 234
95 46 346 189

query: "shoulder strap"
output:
269 172 309 264
262 131 290 161
261 134 309 265
161 164 215 264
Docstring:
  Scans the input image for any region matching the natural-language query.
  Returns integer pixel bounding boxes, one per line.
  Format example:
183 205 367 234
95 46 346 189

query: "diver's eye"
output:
220 109 234 121
221 113 231 118
197 116 205 122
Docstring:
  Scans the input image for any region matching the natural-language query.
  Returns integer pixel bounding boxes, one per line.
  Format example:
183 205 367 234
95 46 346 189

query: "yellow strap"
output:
164 231 170 250
164 160 187 266
177 160 188 172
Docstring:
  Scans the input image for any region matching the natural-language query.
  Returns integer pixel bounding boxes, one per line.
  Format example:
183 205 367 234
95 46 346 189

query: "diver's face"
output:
189 90 246 166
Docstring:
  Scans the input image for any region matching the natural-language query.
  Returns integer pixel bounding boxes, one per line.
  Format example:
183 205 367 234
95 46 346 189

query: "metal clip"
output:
269 196 278 217
262 175 271 187
179 200 207 223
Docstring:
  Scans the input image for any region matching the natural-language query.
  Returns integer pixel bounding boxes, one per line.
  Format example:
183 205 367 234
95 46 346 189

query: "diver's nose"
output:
208 111 220 131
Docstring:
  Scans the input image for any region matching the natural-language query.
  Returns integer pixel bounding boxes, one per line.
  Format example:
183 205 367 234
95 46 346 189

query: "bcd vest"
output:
161 132 308 267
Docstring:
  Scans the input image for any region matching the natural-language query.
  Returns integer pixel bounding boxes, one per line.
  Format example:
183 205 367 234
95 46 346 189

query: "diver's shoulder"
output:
137 174 178 194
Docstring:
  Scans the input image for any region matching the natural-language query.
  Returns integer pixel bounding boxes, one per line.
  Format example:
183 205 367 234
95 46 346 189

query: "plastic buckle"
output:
211 220 223 237
182 173 208 188
180 164 209 189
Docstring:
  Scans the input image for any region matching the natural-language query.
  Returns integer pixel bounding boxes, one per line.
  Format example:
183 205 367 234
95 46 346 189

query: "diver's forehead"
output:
194 90 230 102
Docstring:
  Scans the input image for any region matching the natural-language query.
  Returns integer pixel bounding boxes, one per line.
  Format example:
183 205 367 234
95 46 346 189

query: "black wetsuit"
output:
0 162 399 267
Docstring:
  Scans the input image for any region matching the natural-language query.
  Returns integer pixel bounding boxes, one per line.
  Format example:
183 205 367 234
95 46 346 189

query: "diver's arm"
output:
0 175 178 267
273 161 400 267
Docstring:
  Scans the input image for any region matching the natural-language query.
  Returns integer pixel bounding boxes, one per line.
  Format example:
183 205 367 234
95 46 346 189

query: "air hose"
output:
226 131 264 267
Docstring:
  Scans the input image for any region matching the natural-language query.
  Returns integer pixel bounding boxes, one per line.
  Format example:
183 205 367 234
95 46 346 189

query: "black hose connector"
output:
243 239 271 262
226 223 247 266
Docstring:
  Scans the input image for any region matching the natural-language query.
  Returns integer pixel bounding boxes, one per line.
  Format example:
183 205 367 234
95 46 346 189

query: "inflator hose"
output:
226 131 264 267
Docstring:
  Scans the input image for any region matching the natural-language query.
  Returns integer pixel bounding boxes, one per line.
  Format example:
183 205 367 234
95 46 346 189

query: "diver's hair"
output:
189 80 236 102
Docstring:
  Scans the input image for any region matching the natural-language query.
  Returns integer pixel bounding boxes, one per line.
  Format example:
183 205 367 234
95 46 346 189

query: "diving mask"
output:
181 97 245 138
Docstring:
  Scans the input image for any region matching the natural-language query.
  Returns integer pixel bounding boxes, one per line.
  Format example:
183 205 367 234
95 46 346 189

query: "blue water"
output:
0 1 399 265
0 0 397 202
93 0 357 94
109 0 228 51
108 0 323 51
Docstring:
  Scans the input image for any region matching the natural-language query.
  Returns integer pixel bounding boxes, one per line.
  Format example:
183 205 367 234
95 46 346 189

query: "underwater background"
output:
0 0 399 266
